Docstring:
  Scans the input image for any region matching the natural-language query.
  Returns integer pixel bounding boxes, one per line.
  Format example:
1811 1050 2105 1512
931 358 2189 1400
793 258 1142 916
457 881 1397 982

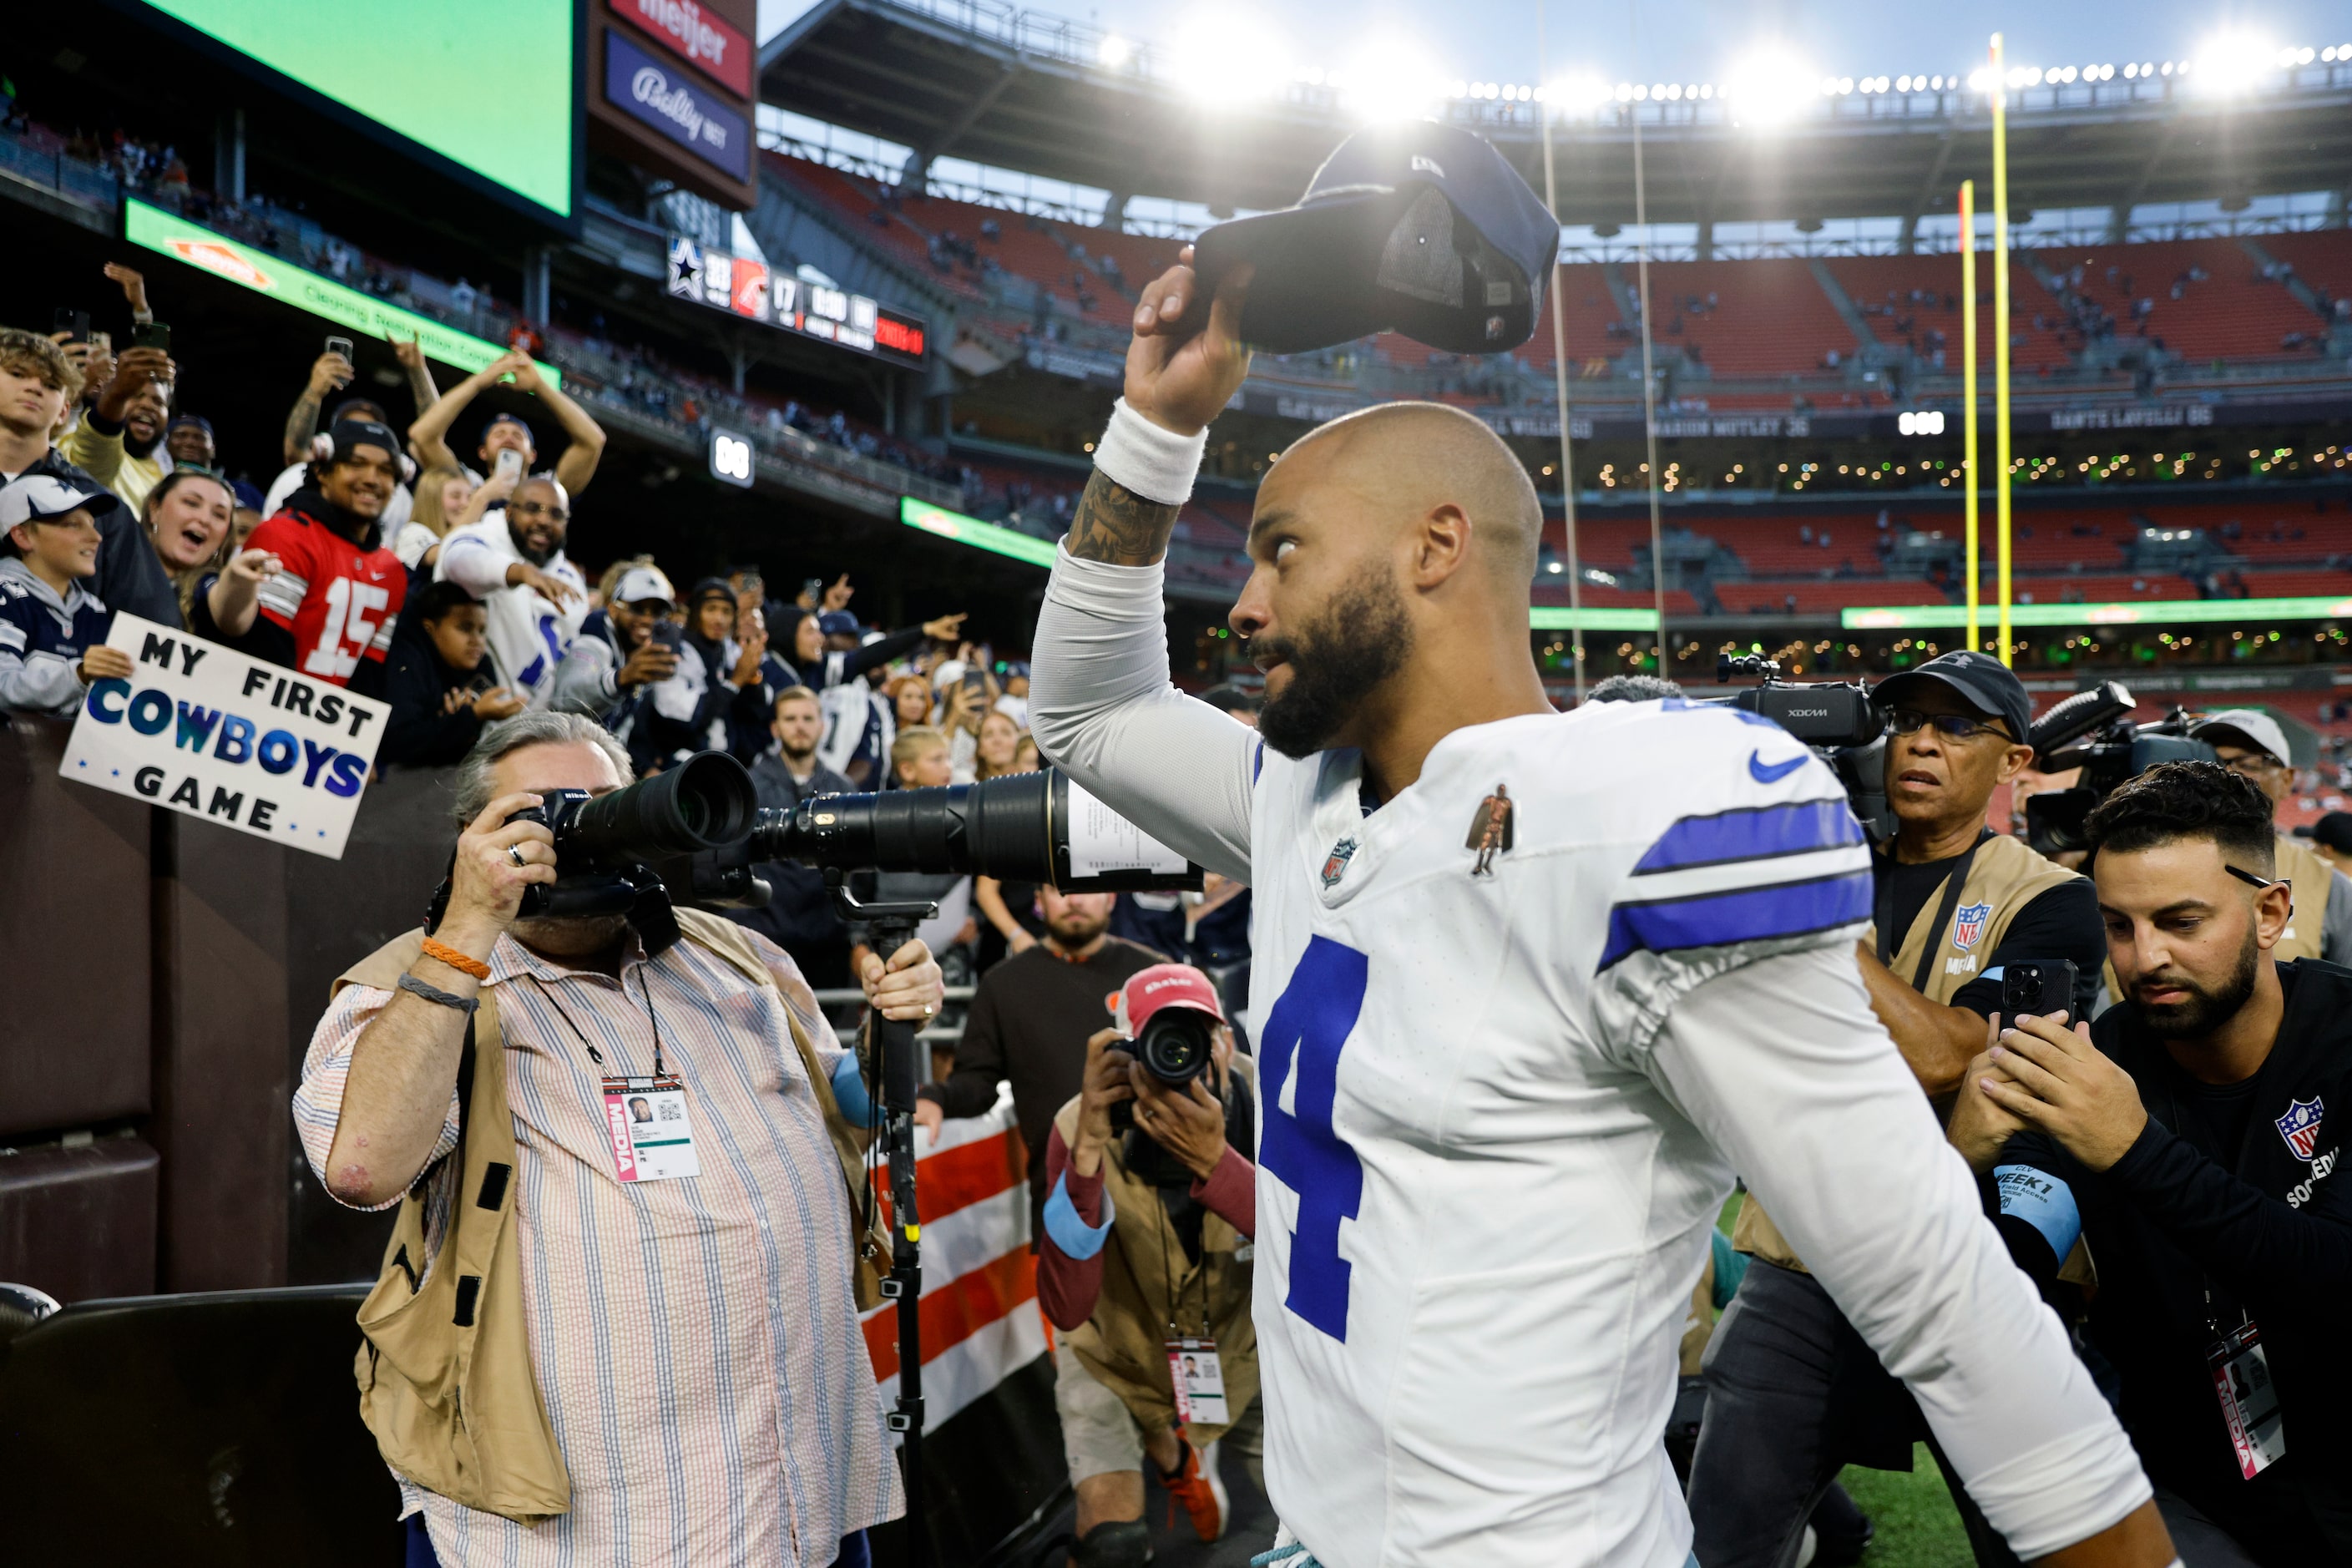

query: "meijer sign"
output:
60 615 387 859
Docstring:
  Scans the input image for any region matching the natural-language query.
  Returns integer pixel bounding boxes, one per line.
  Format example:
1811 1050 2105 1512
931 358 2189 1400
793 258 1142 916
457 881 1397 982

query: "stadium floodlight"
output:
1548 73 1613 117
1722 48 1820 127
1333 39 1449 122
1166 17 1292 104
2192 31 2278 94
1098 33 1132 68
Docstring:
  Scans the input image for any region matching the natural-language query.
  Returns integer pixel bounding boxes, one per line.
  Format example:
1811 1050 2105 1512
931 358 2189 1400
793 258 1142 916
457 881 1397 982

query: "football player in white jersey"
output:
1027 253 2176 1568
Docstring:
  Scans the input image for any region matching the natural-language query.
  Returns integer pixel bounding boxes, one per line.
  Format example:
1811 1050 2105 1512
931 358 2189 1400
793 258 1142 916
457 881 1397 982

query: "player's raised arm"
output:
1647 946 2171 1566
1029 248 1259 882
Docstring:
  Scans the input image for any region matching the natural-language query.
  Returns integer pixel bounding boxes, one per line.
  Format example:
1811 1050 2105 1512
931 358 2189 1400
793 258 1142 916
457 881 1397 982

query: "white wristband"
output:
1091 398 1208 507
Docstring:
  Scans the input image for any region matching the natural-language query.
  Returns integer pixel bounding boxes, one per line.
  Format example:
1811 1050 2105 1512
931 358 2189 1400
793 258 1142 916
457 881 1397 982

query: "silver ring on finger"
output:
509 845 528 867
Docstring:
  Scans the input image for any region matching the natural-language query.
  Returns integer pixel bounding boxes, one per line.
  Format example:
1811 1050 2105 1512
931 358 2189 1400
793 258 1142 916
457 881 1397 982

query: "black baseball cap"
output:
2311 812 2352 854
1192 120 1556 357
1873 650 2033 743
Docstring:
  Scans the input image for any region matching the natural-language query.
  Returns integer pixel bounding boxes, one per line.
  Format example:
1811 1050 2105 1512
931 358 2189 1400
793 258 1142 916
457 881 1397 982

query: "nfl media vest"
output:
1050 1080 1257 1446
1736 832 2080 1272
331 908 884 1523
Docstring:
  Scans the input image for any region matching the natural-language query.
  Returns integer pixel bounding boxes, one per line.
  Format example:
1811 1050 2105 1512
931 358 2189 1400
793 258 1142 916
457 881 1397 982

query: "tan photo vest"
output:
331 908 885 1524
2272 832 2334 964
1736 833 2081 1272
1050 1070 1257 1445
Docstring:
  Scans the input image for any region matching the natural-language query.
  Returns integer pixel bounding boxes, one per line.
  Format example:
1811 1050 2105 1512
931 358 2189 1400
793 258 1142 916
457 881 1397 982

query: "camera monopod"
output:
831 876 940 1567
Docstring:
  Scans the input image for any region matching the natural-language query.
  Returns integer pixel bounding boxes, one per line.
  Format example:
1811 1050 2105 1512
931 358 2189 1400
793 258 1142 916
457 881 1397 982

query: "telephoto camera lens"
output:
557 750 758 860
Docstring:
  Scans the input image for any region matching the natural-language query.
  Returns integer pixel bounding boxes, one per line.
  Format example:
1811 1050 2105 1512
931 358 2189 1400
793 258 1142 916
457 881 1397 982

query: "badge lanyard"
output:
1151 1165 1229 1428
2160 1076 2286 1478
529 969 701 1184
1877 829 1989 991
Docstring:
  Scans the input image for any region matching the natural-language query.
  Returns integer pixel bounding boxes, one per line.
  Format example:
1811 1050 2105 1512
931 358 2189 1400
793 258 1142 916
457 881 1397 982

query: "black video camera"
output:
1714 655 1896 842
2023 681 2217 857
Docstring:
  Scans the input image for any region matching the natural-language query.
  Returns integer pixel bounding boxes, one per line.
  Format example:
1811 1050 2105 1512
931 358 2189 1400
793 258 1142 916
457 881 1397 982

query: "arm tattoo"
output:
1065 470 1181 567
284 392 322 463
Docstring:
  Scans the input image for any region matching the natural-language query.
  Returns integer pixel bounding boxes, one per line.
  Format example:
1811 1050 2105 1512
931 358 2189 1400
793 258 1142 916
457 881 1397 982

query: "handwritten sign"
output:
59 615 387 859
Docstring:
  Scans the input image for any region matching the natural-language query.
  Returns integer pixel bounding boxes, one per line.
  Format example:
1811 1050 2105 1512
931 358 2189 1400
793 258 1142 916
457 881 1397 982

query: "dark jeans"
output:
1687 1259 2021 1568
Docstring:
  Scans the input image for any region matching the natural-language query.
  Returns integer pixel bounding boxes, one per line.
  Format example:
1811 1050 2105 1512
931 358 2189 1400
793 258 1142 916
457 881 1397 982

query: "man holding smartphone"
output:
1952 761 2352 1564
1690 650 2112 1568
407 347 608 500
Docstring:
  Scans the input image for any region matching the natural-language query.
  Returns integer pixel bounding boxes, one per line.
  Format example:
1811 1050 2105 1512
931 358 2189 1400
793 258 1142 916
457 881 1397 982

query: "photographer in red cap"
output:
1037 963 1260 1567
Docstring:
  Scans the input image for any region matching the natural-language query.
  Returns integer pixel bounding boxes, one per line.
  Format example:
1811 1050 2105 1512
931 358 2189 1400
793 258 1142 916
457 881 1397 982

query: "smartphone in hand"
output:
131 320 171 352
325 334 355 361
53 308 89 343
493 448 524 483
1999 959 2080 1022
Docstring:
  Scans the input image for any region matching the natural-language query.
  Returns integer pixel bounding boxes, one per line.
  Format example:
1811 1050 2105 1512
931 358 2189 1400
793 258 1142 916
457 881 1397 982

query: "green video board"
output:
900 498 1062 569
1530 605 1661 632
141 0 575 220
1843 596 2352 631
126 200 559 386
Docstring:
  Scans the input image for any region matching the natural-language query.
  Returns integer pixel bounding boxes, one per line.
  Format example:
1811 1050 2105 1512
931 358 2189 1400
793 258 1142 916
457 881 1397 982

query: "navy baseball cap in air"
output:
1873 650 2033 744
1191 120 1557 356
817 610 861 636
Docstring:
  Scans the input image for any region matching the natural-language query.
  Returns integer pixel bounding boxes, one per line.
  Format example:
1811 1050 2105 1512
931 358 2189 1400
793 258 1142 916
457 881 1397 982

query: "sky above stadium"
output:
758 0 2347 89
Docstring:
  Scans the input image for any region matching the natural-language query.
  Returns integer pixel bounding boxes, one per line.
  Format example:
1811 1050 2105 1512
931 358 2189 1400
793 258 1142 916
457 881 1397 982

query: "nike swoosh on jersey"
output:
1748 750 1807 784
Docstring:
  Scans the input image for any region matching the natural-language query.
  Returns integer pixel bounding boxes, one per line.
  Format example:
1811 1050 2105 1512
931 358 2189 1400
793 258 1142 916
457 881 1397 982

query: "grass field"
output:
1837 1449 1975 1566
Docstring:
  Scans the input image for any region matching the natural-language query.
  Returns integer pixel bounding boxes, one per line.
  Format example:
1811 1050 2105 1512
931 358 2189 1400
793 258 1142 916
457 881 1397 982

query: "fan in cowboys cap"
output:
1026 257 2176 1565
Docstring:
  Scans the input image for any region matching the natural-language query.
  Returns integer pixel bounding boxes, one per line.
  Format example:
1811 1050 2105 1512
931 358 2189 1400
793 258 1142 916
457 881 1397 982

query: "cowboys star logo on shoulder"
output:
2276 1096 2324 1163
1952 900 1991 950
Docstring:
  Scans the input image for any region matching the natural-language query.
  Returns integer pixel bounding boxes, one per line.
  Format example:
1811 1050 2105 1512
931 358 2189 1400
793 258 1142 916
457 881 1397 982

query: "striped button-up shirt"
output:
294 926 902 1566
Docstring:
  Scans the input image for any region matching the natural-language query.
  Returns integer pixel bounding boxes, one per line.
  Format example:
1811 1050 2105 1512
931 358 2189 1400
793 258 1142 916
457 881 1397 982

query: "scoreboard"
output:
667 236 927 369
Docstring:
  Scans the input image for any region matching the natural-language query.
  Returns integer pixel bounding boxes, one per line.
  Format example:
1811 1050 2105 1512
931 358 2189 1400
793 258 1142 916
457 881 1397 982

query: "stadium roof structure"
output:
761 0 2352 232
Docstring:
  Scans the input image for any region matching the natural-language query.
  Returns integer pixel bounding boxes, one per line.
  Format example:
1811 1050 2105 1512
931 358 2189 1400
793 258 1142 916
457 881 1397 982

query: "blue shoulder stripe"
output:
1633 799 1864 876
1599 869 1871 971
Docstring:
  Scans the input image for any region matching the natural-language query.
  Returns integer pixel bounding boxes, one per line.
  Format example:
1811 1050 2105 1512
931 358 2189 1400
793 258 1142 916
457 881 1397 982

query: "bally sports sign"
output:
60 615 387 859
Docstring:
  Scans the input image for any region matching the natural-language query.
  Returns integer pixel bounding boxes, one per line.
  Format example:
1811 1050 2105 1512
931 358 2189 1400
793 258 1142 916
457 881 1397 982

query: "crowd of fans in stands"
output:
0 257 1253 1009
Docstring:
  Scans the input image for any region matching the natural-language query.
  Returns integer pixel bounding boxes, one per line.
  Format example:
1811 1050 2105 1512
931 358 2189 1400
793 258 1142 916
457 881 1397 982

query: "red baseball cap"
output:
1111 964 1224 1038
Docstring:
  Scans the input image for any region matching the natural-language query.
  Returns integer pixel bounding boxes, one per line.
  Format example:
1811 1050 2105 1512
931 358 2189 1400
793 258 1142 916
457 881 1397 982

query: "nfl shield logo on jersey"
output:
2276 1097 2324 1162
1952 901 1992 950
1321 837 1359 889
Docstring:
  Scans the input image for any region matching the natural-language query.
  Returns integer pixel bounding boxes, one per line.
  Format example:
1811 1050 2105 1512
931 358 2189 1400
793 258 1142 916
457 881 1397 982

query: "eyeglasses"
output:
510 501 569 521
1886 707 2015 743
2215 751 2281 778
2225 865 2276 891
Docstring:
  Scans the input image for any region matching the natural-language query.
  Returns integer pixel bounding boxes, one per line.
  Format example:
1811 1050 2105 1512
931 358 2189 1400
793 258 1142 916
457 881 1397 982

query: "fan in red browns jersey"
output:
239 418 408 697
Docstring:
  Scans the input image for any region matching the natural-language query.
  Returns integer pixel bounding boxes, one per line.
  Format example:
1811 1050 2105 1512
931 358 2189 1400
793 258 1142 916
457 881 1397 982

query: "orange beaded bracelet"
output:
418 936 492 981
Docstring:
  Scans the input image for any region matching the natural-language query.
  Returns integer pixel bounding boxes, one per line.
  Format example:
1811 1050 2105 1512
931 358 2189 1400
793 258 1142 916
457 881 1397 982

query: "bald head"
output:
1267 401 1541 589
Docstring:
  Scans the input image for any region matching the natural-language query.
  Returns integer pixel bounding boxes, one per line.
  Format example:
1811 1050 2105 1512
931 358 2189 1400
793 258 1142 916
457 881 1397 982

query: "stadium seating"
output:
1632 260 1860 378
1821 255 2077 371
1714 579 1946 615
1515 267 1633 372
2035 240 2319 362
2259 230 2352 315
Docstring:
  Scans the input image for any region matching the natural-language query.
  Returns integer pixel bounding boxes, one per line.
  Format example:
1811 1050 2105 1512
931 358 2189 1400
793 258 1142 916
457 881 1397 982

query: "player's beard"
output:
1253 561 1414 759
2131 923 2260 1038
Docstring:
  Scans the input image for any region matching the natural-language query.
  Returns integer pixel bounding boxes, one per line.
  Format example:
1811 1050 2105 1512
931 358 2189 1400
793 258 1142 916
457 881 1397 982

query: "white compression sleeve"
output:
1029 544 1256 883
1648 945 2152 1560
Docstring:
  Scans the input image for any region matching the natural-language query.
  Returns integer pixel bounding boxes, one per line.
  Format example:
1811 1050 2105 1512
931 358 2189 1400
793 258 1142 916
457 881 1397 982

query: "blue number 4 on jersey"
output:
1258 936 1369 1343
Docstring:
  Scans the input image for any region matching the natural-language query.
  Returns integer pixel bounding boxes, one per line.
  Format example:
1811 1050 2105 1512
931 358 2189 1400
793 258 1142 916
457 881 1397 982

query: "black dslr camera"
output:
427 751 761 939
2023 682 2217 856
1107 1005 1218 1138
1714 655 1895 842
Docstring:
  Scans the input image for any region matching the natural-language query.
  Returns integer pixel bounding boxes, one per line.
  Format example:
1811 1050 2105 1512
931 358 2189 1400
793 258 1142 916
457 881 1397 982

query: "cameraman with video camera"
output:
2189 710 2352 964
1038 964 1259 1566
1693 649 2108 1568
293 711 943 1566
1950 761 2352 1563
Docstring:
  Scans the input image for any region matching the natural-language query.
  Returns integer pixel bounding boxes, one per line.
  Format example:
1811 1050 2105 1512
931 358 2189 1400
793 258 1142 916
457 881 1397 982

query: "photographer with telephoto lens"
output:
1038 964 1260 1565
293 711 941 1566
1950 761 2352 1564
1693 649 2109 1568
